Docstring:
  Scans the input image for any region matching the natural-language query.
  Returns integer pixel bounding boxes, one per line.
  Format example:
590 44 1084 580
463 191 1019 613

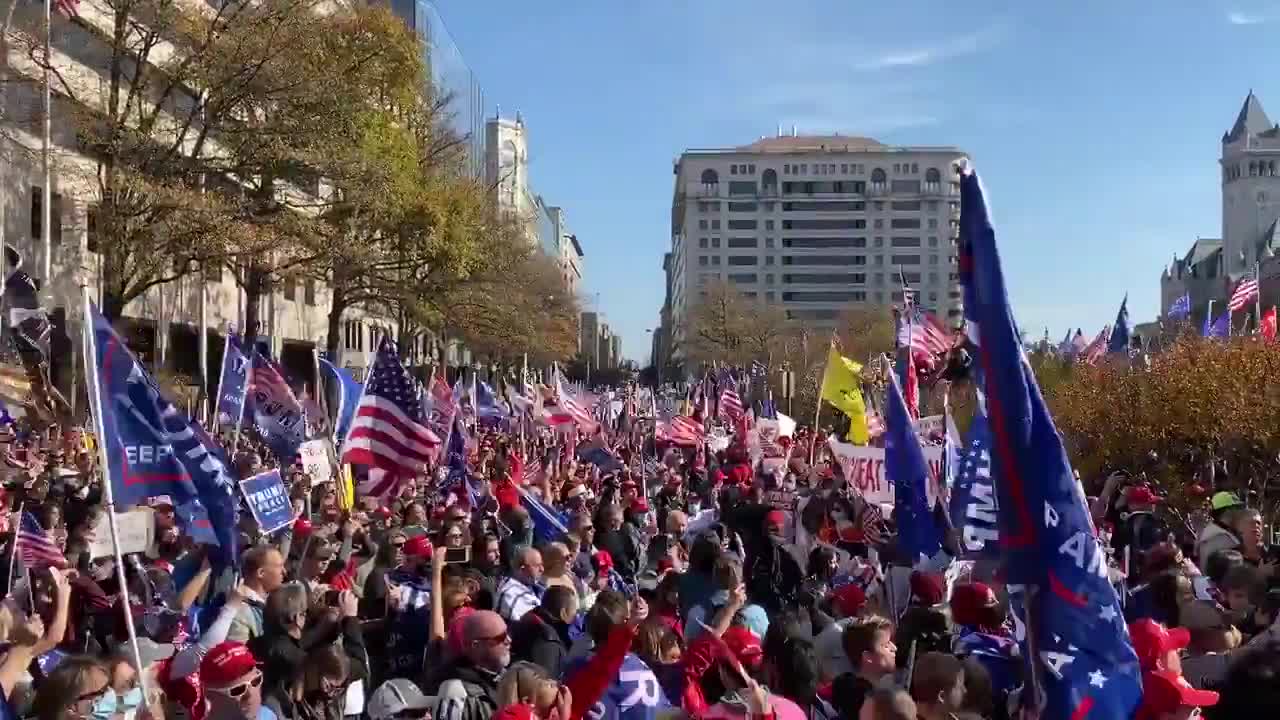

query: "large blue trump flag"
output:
84 300 240 566
959 168 1140 719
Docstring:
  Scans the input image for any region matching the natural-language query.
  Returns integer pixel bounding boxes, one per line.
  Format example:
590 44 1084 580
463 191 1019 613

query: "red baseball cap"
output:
493 705 534 720
765 510 787 530
1136 671 1218 720
1128 619 1190 672
200 642 257 689
721 626 764 668
403 536 433 559
1126 486 1160 506
593 550 614 573
829 584 867 618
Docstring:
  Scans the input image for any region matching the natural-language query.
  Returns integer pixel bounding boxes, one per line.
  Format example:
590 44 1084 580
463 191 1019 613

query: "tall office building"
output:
667 134 967 364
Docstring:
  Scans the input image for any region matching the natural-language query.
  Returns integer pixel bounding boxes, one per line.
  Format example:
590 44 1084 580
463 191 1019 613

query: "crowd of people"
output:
0 410 1278 720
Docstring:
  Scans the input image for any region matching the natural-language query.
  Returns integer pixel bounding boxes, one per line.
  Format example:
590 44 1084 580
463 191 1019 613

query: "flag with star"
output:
959 167 1141 719
947 400 999 559
341 338 441 477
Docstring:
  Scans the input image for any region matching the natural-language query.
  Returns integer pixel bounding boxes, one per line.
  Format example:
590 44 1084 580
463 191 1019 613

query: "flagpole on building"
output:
80 289 151 699
1255 261 1263 333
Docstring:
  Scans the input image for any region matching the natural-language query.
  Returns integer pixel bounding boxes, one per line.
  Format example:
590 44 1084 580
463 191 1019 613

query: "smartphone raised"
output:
444 546 470 564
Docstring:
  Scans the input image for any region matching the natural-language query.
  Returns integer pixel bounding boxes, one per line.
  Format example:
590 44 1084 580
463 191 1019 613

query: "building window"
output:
727 219 757 230
766 274 775 284
727 237 757 248
874 237 884 247
305 279 316 305
891 180 921 193
711 238 721 248
699 237 709 248
699 256 709 266
891 218 921 229
928 218 938 229
874 219 884 229
700 169 719 191
765 237 775 248
891 236 921 247
928 236 938 247
874 256 884 265
728 256 758 266
765 256 775 265
929 255 939 265
929 272 939 283
765 219 774 230
699 219 708 230
748 164 756 174
712 256 721 265
890 254 921 265
282 277 296 301
728 181 757 196
711 220 720 230
730 165 738 175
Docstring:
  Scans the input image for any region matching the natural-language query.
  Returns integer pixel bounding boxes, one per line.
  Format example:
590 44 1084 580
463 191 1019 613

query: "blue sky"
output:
434 1 1279 361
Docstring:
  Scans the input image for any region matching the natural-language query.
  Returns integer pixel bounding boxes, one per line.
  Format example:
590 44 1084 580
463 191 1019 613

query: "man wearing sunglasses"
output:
201 641 274 720
429 611 510 720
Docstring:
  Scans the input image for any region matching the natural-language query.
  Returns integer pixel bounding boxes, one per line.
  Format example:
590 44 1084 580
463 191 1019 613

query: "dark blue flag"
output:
444 415 478 507
1167 293 1191 320
562 653 670 720
215 333 249 426
518 485 569 545
1106 295 1130 354
1206 313 1230 338
884 356 942 563
475 380 507 423
85 301 240 567
959 169 1141 719
948 402 999 559
318 357 361 445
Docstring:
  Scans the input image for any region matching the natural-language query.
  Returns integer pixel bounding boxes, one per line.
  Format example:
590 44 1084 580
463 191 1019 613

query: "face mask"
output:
90 689 118 720
120 687 144 720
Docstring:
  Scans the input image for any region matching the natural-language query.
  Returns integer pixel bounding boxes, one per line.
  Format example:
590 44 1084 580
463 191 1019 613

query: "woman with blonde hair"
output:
496 661 571 720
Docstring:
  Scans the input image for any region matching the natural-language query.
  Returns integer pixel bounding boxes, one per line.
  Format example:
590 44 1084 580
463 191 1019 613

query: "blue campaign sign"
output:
239 470 293 534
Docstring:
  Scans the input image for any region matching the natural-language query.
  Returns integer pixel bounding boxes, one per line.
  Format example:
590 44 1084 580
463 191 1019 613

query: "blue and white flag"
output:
248 352 306 459
85 301 239 566
444 414 478 507
475 380 507 422
959 168 1140 719
563 653 670 720
215 333 249 426
318 357 361 445
1167 293 1191 320
948 404 999 559
518 485 569 545
884 356 942 564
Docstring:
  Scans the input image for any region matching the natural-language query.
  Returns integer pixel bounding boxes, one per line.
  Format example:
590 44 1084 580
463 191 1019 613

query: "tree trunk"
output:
243 265 268 351
102 290 127 324
326 280 347 366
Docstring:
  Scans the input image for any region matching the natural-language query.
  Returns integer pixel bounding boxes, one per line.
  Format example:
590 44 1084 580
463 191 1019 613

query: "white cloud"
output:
1228 10 1268 25
854 25 1008 71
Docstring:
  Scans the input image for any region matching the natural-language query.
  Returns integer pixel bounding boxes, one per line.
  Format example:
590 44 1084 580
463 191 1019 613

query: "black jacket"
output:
250 616 368 711
510 607 572 677
427 658 502 720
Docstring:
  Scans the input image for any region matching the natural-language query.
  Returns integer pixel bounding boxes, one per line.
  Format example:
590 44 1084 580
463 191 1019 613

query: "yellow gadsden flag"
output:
819 344 870 445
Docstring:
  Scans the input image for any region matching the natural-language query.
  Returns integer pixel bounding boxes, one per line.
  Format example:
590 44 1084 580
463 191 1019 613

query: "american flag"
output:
18 511 67 569
53 0 79 17
896 306 952 366
553 369 597 432
717 376 744 422
341 339 441 478
657 415 704 447
1078 326 1110 365
1229 275 1260 312
860 502 886 546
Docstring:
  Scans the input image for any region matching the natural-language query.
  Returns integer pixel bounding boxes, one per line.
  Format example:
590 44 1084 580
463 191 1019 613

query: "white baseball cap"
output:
368 679 433 720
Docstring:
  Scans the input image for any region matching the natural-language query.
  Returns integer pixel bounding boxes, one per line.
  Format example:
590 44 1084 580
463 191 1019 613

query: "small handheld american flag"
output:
18 511 67 569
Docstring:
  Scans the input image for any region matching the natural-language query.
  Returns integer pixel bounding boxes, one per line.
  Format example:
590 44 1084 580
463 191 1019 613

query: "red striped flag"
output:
553 370 598 432
657 415 704 447
1229 276 1260 312
717 380 744 422
1078 326 1111 365
18 511 66 568
341 339 441 479
896 307 952 367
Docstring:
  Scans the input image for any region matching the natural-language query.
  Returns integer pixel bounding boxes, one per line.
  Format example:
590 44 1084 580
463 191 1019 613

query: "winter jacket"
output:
1196 522 1240 566
510 607 573 678
431 659 502 720
251 616 368 711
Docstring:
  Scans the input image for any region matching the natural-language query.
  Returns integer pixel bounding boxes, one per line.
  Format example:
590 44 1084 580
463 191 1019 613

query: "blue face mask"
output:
89 689 118 720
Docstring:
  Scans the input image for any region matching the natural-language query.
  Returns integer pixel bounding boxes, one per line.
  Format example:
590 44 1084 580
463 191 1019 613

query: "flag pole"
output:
230 347 251 451
80 288 151 699
213 325 231 431
810 344 828 466
6 502 22 597
1256 261 1263 333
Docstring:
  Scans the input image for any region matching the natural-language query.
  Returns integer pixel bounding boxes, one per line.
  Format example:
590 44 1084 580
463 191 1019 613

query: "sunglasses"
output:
211 671 263 699
475 631 510 646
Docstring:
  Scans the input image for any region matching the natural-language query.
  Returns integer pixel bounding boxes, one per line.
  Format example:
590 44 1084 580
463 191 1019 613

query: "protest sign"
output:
89 509 154 559
826 438 944 506
915 414 945 440
240 470 294 534
298 439 334 487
